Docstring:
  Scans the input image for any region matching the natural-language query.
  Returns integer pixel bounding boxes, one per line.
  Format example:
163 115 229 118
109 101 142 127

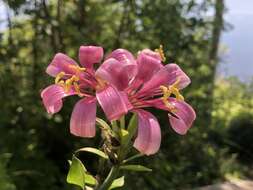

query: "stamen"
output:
169 86 184 101
54 70 83 94
172 77 181 88
73 82 83 97
160 85 174 110
55 72 65 84
65 75 79 92
160 79 184 111
57 80 65 88
155 45 166 62
68 65 86 72
169 78 184 101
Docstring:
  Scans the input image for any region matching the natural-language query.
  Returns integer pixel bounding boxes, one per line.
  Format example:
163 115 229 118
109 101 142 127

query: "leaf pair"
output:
67 155 96 189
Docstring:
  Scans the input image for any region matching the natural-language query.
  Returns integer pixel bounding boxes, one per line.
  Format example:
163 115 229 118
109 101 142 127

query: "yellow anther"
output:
160 85 174 110
57 80 65 88
61 75 79 93
160 86 170 98
69 65 86 72
55 70 82 94
169 86 184 101
55 72 65 84
64 81 71 93
160 79 185 111
170 78 184 101
73 82 83 97
155 45 166 62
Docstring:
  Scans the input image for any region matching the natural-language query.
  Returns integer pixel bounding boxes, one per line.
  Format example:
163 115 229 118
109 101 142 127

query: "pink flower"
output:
97 47 196 155
41 46 132 138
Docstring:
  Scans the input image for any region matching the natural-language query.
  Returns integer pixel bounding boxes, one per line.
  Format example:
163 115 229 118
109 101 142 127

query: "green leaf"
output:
120 115 125 129
109 176 125 189
120 164 152 172
84 173 97 186
123 153 144 164
67 155 86 189
75 147 109 159
127 113 138 140
120 129 129 146
111 120 119 133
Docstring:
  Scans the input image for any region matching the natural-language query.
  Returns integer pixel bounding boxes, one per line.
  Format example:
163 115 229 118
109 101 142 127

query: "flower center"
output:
55 71 82 96
54 65 88 96
160 78 184 111
155 45 166 62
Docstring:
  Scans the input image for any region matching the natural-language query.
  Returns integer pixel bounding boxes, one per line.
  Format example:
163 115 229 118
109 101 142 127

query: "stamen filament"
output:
73 82 83 97
55 72 65 84
68 65 86 72
160 79 184 111
155 45 166 62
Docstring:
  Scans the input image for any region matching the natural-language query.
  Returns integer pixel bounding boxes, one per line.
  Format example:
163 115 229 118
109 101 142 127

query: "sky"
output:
0 0 252 81
219 0 253 81
0 1 5 31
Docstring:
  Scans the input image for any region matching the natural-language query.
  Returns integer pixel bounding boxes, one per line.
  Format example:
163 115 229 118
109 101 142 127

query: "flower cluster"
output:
41 45 196 155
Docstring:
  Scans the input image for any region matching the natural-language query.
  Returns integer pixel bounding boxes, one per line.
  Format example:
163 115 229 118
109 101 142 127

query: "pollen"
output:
155 45 166 62
55 71 65 84
68 65 86 72
65 75 79 92
55 71 82 95
160 85 174 110
73 82 83 97
160 79 184 111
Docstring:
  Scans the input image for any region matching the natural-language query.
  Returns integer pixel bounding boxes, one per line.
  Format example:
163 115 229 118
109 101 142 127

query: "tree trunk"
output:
208 0 225 125
5 4 13 46
32 0 39 90
41 0 58 53
57 0 65 51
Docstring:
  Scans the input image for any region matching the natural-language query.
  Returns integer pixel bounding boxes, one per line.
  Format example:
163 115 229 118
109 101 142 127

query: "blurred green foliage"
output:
0 0 252 189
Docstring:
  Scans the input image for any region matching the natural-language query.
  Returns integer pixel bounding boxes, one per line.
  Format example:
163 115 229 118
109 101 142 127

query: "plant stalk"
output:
97 166 119 190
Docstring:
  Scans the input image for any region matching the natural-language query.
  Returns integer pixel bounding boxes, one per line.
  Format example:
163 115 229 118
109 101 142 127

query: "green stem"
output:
97 166 119 190
111 121 118 134
120 115 125 129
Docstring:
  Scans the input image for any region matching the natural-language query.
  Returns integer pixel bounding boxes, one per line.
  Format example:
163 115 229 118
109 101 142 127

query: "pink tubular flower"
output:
41 46 132 138
97 47 196 155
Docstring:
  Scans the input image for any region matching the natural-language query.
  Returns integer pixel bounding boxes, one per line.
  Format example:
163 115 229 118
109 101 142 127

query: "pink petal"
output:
107 48 136 66
134 51 163 83
165 64 191 89
70 97 97 138
119 91 133 111
96 85 132 121
133 109 161 155
79 46 103 69
41 84 76 114
137 64 190 95
106 49 137 81
145 98 196 135
96 58 131 90
168 98 196 135
140 49 162 61
46 53 78 77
